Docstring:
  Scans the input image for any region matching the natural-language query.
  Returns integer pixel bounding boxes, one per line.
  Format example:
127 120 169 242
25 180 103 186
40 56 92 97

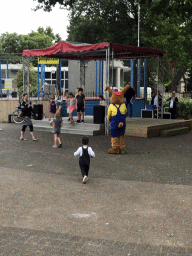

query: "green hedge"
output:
163 98 192 120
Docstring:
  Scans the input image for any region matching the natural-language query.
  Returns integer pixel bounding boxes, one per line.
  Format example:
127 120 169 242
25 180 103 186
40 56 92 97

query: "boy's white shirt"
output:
74 146 95 157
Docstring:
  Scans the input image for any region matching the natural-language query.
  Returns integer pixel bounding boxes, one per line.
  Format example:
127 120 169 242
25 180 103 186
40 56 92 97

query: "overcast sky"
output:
1 0 69 40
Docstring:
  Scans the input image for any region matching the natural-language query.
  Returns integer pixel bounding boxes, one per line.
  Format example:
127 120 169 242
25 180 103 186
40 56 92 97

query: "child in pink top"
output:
68 92 76 123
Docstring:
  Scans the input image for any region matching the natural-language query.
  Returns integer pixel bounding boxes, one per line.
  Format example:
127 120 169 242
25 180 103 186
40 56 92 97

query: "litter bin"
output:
93 106 105 124
33 104 43 120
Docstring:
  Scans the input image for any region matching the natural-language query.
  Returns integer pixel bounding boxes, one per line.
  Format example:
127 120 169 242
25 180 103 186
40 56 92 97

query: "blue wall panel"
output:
126 99 145 117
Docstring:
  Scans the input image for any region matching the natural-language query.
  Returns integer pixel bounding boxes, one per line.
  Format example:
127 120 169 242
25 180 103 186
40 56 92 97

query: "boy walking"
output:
74 136 95 184
75 88 85 123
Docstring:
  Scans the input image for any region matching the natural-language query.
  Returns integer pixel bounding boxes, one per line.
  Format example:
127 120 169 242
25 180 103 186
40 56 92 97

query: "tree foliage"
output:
145 0 192 68
37 26 62 43
186 68 192 92
0 27 61 55
33 0 75 11
14 64 38 96
67 0 148 45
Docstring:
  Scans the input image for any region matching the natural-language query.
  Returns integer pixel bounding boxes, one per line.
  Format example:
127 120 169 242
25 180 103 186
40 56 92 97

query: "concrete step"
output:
33 117 105 136
33 120 102 130
34 126 101 136
160 127 190 137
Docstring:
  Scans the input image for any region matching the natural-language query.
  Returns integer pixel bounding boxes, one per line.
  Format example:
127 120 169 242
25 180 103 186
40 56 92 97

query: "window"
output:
45 72 51 79
61 71 68 93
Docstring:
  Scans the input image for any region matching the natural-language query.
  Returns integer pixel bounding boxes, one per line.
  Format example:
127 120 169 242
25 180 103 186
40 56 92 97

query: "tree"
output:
33 0 75 11
37 26 62 43
14 64 38 96
186 68 192 92
67 0 149 45
0 28 62 55
145 0 192 91
145 0 192 66
0 31 53 65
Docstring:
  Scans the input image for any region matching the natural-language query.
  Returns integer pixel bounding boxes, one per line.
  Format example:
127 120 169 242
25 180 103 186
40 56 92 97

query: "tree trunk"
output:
169 67 187 92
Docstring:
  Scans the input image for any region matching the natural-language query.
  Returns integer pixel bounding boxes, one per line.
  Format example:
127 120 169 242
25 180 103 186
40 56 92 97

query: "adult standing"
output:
124 82 135 118
151 90 162 110
11 89 17 98
166 91 179 119
20 92 38 141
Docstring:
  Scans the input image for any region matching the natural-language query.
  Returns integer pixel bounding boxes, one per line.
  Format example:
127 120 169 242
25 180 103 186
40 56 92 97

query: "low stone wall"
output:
0 99 49 123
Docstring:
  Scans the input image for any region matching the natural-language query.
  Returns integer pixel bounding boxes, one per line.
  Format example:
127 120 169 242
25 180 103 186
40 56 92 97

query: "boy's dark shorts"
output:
52 131 60 135
77 104 85 112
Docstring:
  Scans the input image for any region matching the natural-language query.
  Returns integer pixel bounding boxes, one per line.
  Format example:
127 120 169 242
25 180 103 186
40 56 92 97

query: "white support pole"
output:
112 49 114 89
137 2 140 97
157 56 159 119
161 56 164 117
22 57 25 93
105 47 110 135
27 57 30 98
107 47 110 86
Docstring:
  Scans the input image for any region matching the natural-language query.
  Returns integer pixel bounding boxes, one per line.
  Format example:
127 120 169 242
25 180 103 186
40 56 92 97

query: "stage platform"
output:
33 116 192 138
33 116 105 136
125 118 191 138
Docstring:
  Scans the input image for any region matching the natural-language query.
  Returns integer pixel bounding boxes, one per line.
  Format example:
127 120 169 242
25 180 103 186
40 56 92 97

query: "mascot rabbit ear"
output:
121 82 131 95
104 86 113 95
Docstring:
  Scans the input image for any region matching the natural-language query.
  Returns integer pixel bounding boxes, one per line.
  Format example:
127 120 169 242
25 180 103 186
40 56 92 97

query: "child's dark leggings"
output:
22 124 33 132
79 163 89 177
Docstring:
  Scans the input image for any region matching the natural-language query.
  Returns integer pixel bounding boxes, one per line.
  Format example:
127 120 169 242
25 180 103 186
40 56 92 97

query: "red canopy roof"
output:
22 41 164 60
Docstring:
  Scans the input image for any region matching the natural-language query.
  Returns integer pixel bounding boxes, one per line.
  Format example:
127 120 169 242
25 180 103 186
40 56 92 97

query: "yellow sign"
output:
38 57 59 64
5 79 12 90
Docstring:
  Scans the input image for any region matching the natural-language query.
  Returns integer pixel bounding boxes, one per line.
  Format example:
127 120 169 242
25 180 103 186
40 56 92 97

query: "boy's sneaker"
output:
58 143 62 148
83 176 88 184
77 120 80 123
81 120 84 123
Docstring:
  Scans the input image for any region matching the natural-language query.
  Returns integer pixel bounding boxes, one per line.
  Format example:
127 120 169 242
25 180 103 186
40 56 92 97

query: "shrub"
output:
177 98 192 120
163 98 192 120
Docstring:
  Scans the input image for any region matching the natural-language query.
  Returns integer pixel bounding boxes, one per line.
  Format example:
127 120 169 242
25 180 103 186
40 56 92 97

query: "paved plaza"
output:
0 122 192 255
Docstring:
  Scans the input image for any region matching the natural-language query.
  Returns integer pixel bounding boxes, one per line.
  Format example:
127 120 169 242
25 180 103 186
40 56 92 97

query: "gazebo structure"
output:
22 41 165 134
